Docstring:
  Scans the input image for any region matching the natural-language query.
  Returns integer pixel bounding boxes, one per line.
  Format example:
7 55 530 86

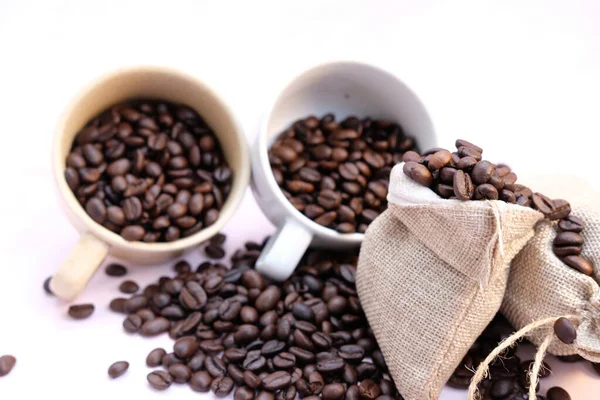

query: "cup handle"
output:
50 232 109 300
256 218 313 281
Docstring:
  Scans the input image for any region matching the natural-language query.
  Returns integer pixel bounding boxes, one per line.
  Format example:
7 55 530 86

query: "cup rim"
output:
52 65 250 252
256 60 429 243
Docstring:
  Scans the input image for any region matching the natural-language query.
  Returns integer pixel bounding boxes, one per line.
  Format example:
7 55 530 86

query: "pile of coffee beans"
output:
108 235 400 399
402 139 595 347
449 314 572 400
65 99 232 242
269 114 418 233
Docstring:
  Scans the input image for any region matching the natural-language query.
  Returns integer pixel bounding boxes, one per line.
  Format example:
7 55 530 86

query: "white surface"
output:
0 0 599 398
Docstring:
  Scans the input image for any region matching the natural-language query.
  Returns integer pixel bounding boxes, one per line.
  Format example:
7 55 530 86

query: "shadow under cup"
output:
51 66 249 299
252 61 436 281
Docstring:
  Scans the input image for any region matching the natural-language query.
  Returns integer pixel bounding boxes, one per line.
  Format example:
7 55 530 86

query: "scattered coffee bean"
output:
190 370 213 392
235 385 256 400
68 303 95 319
119 280 139 294
43 276 53 295
547 386 571 400
123 314 143 333
146 348 166 367
147 370 173 390
109 298 127 313
554 317 577 344
0 355 16 377
211 376 235 397
105 263 127 277
66 100 232 242
108 361 129 379
169 363 192 383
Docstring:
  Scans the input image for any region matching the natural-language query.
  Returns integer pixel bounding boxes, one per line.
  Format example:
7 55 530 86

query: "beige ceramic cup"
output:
51 66 250 300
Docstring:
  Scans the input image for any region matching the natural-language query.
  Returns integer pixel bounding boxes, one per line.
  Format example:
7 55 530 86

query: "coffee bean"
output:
243 370 262 389
404 162 433 186
554 232 584 247
474 183 499 200
554 317 577 345
256 390 276 400
563 255 594 275
108 361 129 379
321 383 345 400
146 348 166 367
167 363 192 383
121 225 145 241
190 370 213 392
105 263 127 276
119 280 139 294
211 376 235 398
316 357 345 373
453 169 475 200
205 356 227 378
547 387 571 400
109 298 126 313
471 161 495 184
338 344 364 363
235 385 256 400
243 350 267 371
180 281 208 310
123 314 143 333
292 303 315 321
255 286 282 313
262 371 292 391
147 370 172 390
68 303 94 319
559 215 585 233
43 276 53 295
0 355 16 377
140 317 170 336
173 336 199 358
206 244 226 259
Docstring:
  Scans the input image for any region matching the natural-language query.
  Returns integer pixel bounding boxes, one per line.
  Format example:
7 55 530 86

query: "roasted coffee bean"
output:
554 317 577 344
124 295 148 313
0 355 16 377
162 352 184 368
256 286 282 313
206 244 226 259
187 352 206 372
43 276 53 295
322 383 346 400
355 362 378 380
563 255 594 275
105 263 127 276
205 356 227 378
553 245 582 258
235 385 256 400
119 280 139 294
140 317 170 336
190 370 213 392
235 324 261 344
261 340 286 357
346 384 360 400
558 215 585 233
109 297 126 313
316 357 345 373
308 371 325 394
68 304 95 319
471 161 494 184
358 380 381 399
180 281 208 310
211 376 235 397
168 363 192 383
173 336 199 358
453 169 475 200
243 370 262 389
243 350 267 371
547 387 571 400
289 346 315 363
554 232 584 248
224 348 248 363
108 361 129 378
123 314 143 333
256 390 276 400
147 370 172 390
262 371 292 391
292 303 315 321
338 344 364 363
146 348 166 367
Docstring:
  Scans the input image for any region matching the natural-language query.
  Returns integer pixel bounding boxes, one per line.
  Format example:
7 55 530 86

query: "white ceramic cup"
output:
51 66 250 300
251 61 436 281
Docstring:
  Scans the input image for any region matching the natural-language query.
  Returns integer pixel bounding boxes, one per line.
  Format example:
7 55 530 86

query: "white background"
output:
0 0 599 398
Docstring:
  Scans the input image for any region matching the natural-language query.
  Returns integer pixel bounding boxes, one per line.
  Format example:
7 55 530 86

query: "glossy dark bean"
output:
243 370 262 389
0 355 16 377
323 382 346 400
147 370 172 390
547 387 571 400
262 371 292 391
558 215 585 233
168 363 192 383
205 356 227 378
140 317 170 336
316 357 345 373
105 263 127 276
243 350 267 371
554 317 577 344
68 304 95 319
190 370 213 392
146 348 166 367
211 376 235 398
563 255 594 275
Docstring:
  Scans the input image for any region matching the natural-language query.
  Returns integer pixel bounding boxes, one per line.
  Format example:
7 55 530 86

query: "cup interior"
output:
256 61 436 246
53 66 249 260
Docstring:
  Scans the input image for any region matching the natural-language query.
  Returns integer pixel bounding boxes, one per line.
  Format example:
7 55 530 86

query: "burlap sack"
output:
356 164 543 400
501 201 600 361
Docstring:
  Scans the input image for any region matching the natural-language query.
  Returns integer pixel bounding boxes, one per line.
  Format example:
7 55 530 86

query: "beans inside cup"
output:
64 99 233 242
268 114 418 233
